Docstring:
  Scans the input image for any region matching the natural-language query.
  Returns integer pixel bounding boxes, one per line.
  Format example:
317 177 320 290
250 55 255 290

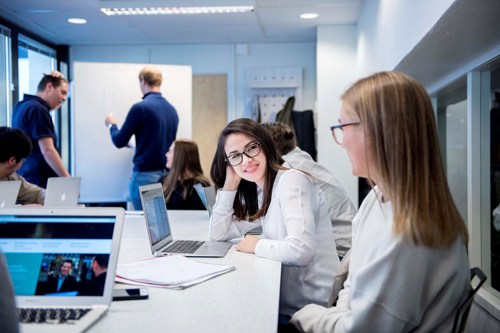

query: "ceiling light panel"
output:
100 6 254 16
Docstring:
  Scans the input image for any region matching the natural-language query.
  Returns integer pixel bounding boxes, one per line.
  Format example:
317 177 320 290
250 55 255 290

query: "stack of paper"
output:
115 255 235 289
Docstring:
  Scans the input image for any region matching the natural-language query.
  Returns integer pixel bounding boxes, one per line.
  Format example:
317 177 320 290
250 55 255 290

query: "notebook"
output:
0 207 124 333
0 180 22 208
139 183 232 257
193 184 216 217
44 177 81 208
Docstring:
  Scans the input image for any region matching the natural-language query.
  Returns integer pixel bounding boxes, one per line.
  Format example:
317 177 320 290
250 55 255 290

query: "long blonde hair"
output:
342 71 468 248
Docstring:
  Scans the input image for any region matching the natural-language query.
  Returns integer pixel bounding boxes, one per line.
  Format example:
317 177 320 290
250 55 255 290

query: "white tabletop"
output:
88 210 281 333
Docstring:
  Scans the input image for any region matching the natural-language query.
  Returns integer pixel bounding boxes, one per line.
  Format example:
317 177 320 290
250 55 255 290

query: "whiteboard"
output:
72 62 192 203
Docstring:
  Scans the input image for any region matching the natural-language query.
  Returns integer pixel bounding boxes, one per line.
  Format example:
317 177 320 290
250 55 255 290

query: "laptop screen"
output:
141 185 171 246
0 214 116 297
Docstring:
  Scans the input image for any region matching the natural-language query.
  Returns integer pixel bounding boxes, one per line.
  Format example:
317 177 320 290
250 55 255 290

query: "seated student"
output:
0 126 45 205
162 139 210 210
0 250 19 333
209 118 340 322
79 255 108 296
290 71 470 332
263 122 356 258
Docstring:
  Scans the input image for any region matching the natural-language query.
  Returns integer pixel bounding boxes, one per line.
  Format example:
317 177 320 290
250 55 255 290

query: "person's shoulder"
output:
278 168 313 184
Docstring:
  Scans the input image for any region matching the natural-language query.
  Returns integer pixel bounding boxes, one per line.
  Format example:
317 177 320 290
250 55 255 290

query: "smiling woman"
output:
209 118 341 324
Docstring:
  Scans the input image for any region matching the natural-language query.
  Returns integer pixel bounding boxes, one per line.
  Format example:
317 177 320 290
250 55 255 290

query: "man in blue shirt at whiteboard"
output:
104 66 179 210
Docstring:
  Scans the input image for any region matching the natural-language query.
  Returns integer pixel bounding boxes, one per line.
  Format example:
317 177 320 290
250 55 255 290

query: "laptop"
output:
139 183 232 257
193 184 216 217
44 177 81 208
0 207 124 333
193 184 262 235
0 180 22 208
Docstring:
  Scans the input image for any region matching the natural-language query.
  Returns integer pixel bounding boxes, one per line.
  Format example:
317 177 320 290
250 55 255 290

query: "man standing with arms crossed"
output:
105 66 179 210
12 71 70 188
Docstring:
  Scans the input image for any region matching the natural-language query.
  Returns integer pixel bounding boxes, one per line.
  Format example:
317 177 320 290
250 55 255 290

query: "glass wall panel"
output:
436 80 468 221
488 63 500 292
0 24 11 126
18 34 56 101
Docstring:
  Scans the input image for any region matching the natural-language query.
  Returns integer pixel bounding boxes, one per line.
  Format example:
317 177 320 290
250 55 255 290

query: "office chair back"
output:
327 249 351 307
451 267 487 333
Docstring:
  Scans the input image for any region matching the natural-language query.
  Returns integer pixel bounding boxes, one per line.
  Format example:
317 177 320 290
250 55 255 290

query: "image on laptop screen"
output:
141 187 171 246
0 214 116 297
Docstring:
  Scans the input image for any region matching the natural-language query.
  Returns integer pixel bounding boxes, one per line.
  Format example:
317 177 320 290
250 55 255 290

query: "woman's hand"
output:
235 235 260 254
222 164 241 191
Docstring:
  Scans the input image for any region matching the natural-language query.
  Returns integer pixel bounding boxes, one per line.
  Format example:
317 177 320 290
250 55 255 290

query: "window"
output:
482 59 500 293
0 24 12 126
18 34 56 101
436 79 468 221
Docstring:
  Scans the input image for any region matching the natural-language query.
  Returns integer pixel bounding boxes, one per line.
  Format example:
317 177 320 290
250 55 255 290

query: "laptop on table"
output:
0 207 124 333
139 183 232 257
0 180 22 208
193 184 216 217
44 177 81 208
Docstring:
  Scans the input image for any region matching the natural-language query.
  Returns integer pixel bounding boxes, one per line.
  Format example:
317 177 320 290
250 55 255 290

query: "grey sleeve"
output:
0 252 20 333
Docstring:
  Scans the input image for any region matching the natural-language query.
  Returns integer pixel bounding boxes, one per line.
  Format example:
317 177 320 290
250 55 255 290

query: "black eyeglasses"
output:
225 142 261 166
330 122 360 145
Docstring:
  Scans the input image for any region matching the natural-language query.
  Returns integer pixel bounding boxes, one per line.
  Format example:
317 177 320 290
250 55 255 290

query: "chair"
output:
327 249 351 307
451 267 487 333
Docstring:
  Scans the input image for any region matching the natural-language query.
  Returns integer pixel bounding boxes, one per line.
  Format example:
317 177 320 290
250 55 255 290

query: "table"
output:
88 210 281 333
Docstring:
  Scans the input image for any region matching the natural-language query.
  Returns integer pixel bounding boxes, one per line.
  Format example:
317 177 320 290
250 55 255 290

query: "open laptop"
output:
44 177 81 208
0 180 21 208
193 184 216 217
139 183 232 257
0 207 124 333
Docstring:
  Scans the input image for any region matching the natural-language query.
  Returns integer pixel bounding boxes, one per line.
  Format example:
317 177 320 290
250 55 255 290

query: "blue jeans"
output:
129 170 167 210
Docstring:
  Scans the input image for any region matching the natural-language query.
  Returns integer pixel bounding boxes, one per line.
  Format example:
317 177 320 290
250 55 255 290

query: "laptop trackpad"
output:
196 241 232 256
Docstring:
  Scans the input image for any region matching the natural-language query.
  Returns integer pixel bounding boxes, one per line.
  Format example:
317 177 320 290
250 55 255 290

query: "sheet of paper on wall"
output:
115 255 235 289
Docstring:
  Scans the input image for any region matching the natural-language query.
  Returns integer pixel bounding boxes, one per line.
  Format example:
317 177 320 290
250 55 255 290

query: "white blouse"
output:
210 169 340 316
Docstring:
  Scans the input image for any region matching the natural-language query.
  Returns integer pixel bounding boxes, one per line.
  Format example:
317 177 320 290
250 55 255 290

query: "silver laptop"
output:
45 177 81 208
193 184 261 234
0 180 21 208
139 183 232 257
193 184 216 217
0 207 124 333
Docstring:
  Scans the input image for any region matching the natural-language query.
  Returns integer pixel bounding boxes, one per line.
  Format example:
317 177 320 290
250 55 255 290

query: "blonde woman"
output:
291 71 470 332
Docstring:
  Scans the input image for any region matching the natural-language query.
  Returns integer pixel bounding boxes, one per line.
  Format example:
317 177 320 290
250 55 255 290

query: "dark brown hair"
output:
262 122 297 155
163 140 210 201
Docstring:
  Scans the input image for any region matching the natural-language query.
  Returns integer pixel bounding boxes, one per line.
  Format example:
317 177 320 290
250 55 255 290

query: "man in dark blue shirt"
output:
105 66 179 210
12 71 70 188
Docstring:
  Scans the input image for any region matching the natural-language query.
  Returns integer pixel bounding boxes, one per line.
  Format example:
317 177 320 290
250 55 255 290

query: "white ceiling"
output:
0 0 365 46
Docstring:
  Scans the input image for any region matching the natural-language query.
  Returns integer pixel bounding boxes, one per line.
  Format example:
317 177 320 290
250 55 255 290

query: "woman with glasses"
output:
290 71 470 332
210 118 340 323
162 139 210 210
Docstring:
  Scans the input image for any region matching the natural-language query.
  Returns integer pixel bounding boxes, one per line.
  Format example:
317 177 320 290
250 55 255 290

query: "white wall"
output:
70 43 316 121
317 25 359 206
356 0 456 76
316 0 457 205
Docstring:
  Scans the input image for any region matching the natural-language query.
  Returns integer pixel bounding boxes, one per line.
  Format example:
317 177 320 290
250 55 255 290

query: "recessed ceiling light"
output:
300 13 319 20
68 18 87 24
100 6 254 16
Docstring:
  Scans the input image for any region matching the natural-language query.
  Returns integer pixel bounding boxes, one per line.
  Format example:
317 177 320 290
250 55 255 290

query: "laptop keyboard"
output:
18 308 91 324
163 240 204 254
